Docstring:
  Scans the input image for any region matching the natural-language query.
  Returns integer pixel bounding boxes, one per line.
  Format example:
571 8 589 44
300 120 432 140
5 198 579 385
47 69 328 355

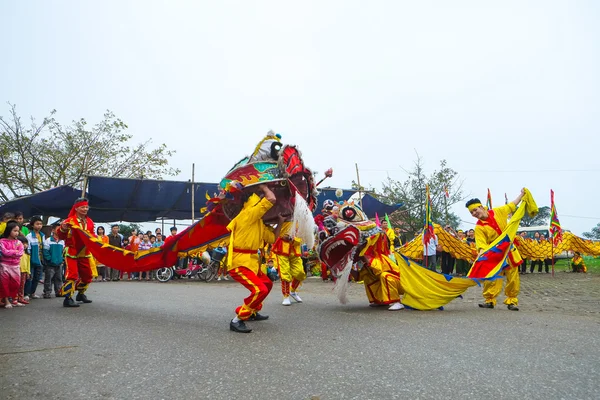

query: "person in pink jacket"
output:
0 221 25 309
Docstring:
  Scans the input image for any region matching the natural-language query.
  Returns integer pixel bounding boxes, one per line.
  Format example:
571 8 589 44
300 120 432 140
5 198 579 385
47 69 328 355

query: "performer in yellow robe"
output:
226 184 284 333
466 189 526 311
272 221 306 306
356 234 404 311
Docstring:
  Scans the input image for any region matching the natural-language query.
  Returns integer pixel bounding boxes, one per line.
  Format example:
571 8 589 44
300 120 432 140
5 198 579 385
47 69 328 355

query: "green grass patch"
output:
551 257 600 274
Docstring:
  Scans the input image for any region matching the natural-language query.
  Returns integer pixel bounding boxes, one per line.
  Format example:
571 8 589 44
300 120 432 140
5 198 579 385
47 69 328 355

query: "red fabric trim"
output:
233 248 258 254
476 210 503 235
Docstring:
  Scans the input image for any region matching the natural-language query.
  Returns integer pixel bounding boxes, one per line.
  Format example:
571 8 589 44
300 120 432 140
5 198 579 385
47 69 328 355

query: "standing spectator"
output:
107 225 123 281
541 234 551 273
149 235 156 245
127 230 141 280
94 226 109 281
0 212 16 236
42 227 65 298
169 226 177 237
18 236 30 304
517 232 529 274
530 232 543 273
138 233 152 280
14 211 29 236
440 225 456 275
0 221 26 308
423 233 438 272
25 216 45 299
454 230 470 277
153 233 164 247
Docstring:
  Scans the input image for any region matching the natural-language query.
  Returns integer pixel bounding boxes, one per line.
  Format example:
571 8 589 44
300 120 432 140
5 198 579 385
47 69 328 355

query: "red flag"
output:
549 189 563 245
486 188 493 209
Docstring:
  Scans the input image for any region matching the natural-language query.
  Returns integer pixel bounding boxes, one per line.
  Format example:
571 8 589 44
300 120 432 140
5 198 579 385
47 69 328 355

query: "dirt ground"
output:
302 271 600 317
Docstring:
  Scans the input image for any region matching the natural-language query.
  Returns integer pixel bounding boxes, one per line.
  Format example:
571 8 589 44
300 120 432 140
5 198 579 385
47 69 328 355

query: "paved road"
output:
1 276 599 400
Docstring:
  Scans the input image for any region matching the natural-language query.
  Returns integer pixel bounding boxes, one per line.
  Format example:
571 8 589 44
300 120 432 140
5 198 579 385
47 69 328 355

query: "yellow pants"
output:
275 254 306 284
361 270 402 305
482 265 520 306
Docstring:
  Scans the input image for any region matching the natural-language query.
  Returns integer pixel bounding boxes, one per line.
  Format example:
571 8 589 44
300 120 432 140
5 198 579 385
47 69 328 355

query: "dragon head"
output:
317 200 382 275
212 131 318 224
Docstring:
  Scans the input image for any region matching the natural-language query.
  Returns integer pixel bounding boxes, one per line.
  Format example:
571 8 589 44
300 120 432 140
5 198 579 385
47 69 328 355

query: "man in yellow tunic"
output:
272 221 306 306
227 184 284 333
466 189 526 311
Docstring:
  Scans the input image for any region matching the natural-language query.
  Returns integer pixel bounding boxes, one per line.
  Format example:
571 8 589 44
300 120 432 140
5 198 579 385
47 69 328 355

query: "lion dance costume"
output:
272 221 306 305
59 199 95 307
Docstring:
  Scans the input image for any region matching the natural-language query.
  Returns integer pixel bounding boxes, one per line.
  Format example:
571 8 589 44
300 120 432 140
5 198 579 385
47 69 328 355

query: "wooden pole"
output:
81 175 88 198
551 237 555 277
191 163 195 222
355 163 363 209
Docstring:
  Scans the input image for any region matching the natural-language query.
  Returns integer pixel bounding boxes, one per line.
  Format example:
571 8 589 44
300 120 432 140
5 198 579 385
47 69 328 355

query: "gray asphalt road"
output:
1 279 599 400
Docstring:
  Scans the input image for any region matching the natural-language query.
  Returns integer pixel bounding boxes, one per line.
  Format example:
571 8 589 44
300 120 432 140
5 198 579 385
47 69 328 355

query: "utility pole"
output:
191 163 195 222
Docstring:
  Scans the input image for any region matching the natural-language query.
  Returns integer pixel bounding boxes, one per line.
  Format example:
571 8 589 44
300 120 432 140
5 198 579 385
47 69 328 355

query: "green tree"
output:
582 223 600 240
519 206 551 227
379 155 464 238
118 223 143 239
0 103 180 202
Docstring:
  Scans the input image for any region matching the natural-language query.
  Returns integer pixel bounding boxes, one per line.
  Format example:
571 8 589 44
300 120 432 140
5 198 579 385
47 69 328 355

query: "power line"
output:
561 214 600 220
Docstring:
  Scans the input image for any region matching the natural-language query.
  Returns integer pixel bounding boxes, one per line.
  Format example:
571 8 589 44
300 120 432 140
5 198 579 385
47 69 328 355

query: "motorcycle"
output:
155 247 227 283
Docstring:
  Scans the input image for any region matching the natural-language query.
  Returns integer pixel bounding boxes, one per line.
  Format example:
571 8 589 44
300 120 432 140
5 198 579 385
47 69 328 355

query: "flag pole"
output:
355 163 363 209
551 235 555 277
191 163 195 223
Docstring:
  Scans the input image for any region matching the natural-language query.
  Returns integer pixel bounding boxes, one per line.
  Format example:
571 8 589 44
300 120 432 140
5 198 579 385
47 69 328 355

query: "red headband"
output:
68 199 89 218
74 200 88 208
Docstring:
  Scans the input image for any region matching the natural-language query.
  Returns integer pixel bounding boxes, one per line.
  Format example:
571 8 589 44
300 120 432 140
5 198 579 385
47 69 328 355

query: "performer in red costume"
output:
58 198 96 308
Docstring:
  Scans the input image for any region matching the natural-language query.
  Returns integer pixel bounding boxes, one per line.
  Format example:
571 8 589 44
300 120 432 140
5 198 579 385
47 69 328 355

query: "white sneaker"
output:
289 292 303 303
282 297 291 306
224 276 229 281
217 277 222 281
31 294 41 299
388 302 405 311
23 296 30 301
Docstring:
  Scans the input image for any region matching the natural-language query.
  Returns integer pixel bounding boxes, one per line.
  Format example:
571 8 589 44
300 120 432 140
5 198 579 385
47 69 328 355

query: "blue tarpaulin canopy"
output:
0 177 402 222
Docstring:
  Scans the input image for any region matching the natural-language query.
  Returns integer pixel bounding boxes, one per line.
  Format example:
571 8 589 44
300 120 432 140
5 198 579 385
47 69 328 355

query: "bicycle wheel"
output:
155 267 173 282
197 266 210 282
205 261 220 282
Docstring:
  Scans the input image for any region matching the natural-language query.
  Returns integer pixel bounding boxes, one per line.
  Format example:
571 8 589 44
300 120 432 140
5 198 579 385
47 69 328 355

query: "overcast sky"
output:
2 1 599 235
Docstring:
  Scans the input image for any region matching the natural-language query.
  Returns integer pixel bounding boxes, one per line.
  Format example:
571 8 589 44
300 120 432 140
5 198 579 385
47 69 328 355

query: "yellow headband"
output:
467 202 482 212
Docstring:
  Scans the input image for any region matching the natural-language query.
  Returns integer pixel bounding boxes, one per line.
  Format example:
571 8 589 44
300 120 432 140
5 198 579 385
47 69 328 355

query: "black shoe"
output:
63 297 80 307
76 293 92 303
230 319 252 333
249 313 269 321
507 304 519 311
478 303 494 309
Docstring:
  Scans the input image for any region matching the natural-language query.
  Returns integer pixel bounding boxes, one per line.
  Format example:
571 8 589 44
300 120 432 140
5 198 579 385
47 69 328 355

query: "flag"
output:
549 189 563 245
375 213 381 227
385 213 392 228
504 193 508 205
423 185 435 245
444 185 449 199
486 188 492 209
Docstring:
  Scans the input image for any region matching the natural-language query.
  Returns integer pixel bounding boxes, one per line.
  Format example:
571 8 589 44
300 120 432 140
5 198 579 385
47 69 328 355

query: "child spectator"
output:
94 226 109 282
14 211 29 236
43 227 65 298
18 236 30 304
139 233 152 280
153 233 164 247
0 212 16 236
25 216 45 299
0 221 26 308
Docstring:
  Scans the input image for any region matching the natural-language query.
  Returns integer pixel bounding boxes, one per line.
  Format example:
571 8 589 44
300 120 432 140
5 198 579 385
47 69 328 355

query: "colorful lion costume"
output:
316 200 476 310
